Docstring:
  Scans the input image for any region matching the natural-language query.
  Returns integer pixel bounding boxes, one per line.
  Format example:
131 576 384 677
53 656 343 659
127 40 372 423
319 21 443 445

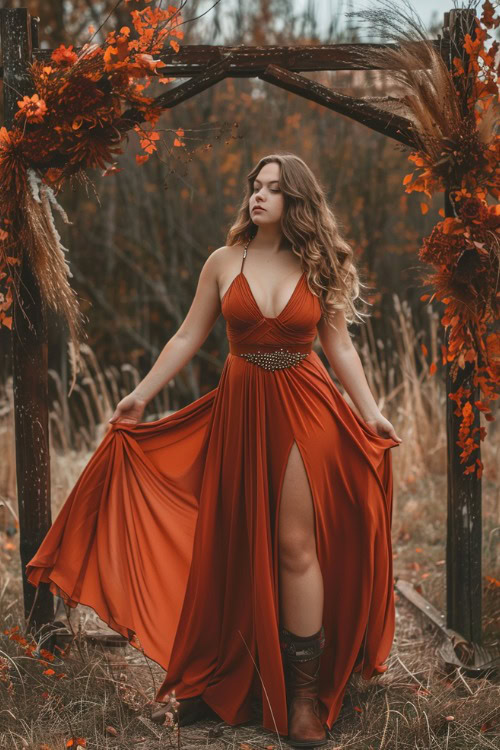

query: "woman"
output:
27 153 402 748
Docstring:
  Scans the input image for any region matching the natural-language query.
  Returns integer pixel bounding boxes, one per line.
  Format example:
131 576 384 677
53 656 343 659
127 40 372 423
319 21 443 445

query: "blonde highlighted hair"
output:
225 153 372 329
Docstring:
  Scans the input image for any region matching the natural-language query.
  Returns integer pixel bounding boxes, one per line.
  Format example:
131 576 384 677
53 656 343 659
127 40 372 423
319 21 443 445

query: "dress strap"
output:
241 236 251 273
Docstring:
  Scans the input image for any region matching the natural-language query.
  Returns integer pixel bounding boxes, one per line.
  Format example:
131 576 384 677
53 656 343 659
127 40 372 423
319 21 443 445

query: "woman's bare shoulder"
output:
205 245 245 293
206 244 244 274
209 244 245 261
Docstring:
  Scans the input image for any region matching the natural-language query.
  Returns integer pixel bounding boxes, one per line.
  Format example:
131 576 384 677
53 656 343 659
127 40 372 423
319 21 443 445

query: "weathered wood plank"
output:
259 64 415 147
0 39 451 78
443 8 483 643
0 8 54 630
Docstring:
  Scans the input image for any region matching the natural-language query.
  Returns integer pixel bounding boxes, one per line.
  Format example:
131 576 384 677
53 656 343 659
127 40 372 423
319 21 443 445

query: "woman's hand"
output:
364 413 402 443
108 393 148 427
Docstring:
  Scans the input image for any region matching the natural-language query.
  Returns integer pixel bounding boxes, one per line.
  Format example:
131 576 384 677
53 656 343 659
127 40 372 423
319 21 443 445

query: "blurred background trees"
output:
0 3 498 726
1 0 445 416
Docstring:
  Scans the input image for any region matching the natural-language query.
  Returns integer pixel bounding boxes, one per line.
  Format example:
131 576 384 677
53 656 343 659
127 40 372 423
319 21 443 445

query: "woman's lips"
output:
253 207 265 212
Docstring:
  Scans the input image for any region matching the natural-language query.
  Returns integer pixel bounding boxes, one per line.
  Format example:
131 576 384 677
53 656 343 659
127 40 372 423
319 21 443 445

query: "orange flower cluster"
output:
0 1 184 334
406 1 499 476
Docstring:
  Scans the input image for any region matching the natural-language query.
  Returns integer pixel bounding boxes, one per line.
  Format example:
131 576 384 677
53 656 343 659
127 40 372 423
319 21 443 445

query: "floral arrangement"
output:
348 0 499 476
0 1 184 394
410 2 499 478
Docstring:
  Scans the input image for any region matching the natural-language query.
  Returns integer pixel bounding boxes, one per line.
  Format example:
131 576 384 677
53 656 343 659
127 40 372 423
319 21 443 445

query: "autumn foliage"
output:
404 1 499 477
0 1 184 392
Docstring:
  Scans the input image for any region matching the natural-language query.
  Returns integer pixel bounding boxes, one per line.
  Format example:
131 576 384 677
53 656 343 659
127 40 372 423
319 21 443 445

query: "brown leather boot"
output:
151 695 218 726
280 625 328 748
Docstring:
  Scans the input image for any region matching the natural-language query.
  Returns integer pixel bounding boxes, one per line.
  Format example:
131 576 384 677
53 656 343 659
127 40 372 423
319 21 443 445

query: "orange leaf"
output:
481 719 497 732
462 401 472 417
403 173 414 185
420 202 429 214
421 343 428 357
103 46 118 64
441 217 462 234
429 362 437 376
474 401 491 413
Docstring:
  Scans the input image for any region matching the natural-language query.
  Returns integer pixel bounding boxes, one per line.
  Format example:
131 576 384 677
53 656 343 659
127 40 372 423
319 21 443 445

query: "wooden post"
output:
442 9 482 643
0 9 54 630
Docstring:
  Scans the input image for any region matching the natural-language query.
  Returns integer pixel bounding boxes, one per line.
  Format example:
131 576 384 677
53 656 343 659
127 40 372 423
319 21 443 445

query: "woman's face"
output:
249 162 285 226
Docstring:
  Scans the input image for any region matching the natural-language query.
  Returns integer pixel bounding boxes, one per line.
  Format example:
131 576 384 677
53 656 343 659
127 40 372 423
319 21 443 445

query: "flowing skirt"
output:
26 349 398 736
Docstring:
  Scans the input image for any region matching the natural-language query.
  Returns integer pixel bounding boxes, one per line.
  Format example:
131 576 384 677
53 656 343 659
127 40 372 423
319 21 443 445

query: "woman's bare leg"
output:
278 441 323 634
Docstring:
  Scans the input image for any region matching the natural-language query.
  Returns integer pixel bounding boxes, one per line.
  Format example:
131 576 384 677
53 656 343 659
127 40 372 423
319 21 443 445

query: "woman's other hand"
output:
365 413 402 443
108 393 148 427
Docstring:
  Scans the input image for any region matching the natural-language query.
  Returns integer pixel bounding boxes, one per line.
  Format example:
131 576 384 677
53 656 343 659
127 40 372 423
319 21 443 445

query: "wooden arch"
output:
0 6 489 668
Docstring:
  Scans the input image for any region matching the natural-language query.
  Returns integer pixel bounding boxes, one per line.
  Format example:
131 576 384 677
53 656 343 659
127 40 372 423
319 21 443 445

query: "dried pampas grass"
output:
19 169 88 396
345 0 498 165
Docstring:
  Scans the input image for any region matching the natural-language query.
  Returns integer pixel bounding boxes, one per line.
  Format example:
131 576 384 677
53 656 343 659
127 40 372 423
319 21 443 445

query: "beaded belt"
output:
229 342 312 371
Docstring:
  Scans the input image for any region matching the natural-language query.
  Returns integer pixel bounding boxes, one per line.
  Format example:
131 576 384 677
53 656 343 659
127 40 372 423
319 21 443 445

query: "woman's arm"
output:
318 311 401 441
132 249 224 404
317 311 382 422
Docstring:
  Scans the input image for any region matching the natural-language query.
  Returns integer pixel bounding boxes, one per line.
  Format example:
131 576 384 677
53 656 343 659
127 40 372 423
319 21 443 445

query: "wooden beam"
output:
152 39 451 76
0 8 54 631
259 64 416 148
395 580 499 674
0 39 451 79
119 60 416 148
443 8 483 645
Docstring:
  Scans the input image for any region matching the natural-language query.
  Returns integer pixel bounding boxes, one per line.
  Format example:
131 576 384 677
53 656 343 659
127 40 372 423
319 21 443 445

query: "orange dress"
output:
26 245 399 737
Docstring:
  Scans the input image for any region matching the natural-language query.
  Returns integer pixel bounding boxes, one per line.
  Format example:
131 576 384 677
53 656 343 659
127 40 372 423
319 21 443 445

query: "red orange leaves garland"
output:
347 0 499 475
405 1 499 477
0 1 184 394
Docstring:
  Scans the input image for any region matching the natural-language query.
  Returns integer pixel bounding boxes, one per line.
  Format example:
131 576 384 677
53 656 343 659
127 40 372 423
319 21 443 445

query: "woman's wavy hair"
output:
225 153 373 329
